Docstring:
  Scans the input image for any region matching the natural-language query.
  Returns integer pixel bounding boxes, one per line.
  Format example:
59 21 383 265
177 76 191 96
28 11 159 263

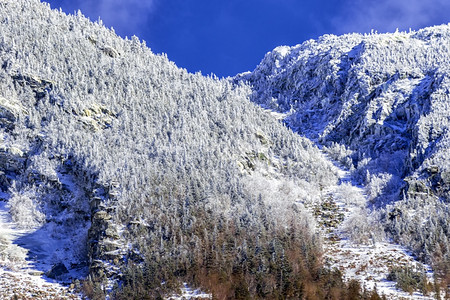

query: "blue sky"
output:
45 0 450 77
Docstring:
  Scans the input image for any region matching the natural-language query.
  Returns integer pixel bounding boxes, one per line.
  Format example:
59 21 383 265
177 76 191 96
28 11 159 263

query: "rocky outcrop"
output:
101 46 119 58
87 182 124 283
46 262 69 280
11 73 54 101
0 145 25 173
0 97 26 130
78 104 117 131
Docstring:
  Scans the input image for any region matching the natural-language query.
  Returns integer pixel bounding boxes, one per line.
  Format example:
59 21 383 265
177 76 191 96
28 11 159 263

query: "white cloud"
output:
76 0 157 36
332 0 450 34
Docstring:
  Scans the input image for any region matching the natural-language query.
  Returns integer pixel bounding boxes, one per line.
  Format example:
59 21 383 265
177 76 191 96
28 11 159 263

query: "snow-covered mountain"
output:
0 0 448 299
0 0 341 299
239 26 450 203
238 24 450 295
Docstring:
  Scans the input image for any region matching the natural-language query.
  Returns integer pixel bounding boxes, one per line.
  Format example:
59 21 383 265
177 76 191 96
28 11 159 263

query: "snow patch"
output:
165 283 212 300
0 201 81 298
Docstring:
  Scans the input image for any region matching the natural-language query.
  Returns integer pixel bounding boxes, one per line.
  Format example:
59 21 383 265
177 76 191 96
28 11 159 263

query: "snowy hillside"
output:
0 0 361 299
0 0 448 298
238 25 450 296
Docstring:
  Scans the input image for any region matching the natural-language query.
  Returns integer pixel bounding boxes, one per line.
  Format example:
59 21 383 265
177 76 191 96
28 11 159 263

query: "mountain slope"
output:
1 0 448 298
238 25 450 292
0 0 357 298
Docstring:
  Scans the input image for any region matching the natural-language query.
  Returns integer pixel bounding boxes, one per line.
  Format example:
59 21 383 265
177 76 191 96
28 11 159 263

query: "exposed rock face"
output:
46 262 69 279
239 25 450 203
0 145 25 173
78 104 116 131
11 74 54 101
101 46 119 58
87 183 124 282
0 97 26 130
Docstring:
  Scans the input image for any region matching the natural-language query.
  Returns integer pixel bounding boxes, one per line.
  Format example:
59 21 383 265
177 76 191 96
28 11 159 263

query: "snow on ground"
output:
165 282 212 300
0 201 81 299
0 268 79 299
317 154 437 299
326 241 434 299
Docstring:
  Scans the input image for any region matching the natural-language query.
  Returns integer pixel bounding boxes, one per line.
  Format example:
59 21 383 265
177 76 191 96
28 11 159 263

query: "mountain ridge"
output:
0 0 448 298
238 23 450 295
